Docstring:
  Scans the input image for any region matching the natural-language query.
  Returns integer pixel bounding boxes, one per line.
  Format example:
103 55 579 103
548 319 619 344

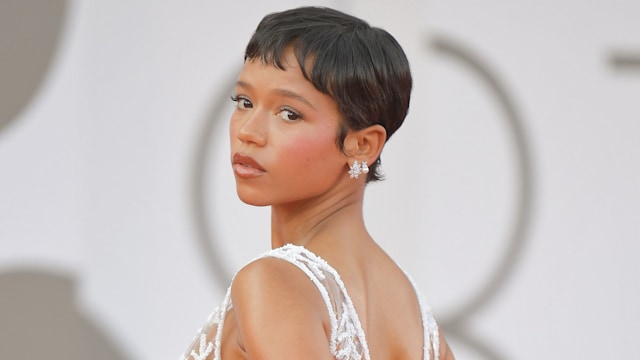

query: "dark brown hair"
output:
245 6 412 182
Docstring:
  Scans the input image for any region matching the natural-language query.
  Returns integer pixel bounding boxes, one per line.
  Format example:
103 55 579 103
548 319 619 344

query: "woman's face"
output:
229 50 347 207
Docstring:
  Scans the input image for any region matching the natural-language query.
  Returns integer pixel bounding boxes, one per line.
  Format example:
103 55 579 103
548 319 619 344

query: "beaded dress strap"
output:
405 273 440 360
261 244 371 360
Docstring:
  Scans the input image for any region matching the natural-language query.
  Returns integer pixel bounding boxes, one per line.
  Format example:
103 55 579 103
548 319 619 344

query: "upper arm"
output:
230 257 333 360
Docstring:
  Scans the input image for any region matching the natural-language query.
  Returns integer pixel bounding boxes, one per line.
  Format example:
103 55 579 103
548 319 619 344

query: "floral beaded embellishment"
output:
187 334 213 360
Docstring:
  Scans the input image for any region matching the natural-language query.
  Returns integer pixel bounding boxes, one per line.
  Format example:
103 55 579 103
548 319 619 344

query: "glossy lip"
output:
232 153 266 178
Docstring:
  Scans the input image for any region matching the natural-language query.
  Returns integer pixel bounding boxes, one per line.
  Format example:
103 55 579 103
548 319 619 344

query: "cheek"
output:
279 130 339 168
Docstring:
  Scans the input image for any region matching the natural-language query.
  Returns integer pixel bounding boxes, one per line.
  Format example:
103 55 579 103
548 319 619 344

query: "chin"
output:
235 188 271 207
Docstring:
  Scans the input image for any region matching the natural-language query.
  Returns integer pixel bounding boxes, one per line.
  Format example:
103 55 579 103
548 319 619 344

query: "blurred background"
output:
1 0 638 359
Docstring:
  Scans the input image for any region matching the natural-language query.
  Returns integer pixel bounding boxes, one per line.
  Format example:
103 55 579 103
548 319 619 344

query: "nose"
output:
233 110 267 146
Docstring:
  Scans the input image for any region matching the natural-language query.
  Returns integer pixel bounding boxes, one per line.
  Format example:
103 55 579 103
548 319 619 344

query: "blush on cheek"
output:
284 134 335 167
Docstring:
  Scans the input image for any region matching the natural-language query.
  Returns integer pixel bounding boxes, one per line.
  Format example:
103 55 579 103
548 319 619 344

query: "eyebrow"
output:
236 80 316 110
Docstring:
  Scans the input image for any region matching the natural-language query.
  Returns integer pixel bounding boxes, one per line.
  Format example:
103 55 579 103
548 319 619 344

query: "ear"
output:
343 124 387 164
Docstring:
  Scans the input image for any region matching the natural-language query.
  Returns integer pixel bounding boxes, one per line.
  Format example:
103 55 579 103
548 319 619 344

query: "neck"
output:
270 185 367 250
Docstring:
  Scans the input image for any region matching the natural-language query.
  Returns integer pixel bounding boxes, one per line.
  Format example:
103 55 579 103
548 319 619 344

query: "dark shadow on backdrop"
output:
610 52 640 69
0 0 68 136
0 270 131 360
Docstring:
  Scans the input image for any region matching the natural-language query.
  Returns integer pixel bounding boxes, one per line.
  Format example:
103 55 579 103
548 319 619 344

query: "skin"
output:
222 49 454 360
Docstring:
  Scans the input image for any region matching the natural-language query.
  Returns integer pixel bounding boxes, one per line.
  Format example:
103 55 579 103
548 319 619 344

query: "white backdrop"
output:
1 0 638 359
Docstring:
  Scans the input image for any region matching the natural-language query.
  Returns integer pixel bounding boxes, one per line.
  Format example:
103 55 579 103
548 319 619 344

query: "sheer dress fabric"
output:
179 244 440 360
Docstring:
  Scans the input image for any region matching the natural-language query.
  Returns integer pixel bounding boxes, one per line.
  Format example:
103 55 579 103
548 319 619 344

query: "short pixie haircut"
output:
244 6 412 182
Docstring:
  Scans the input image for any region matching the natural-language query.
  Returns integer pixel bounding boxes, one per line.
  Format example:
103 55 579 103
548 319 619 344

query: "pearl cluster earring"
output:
348 160 369 179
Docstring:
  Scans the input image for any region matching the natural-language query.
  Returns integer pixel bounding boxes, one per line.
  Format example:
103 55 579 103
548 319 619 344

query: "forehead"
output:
239 49 306 86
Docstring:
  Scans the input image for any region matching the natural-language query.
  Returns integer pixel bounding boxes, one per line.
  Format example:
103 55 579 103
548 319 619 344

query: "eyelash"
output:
278 106 302 122
230 96 303 122
230 95 252 110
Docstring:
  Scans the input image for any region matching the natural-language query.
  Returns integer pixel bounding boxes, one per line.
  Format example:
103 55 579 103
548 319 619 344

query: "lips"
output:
232 153 266 177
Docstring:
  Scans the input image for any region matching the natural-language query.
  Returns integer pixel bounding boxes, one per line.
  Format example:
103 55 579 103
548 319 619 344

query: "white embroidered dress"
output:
179 244 440 360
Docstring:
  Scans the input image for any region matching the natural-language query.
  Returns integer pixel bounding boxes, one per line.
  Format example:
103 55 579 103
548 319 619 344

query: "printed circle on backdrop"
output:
0 1 68 135
425 33 533 323
191 68 271 291
418 34 534 360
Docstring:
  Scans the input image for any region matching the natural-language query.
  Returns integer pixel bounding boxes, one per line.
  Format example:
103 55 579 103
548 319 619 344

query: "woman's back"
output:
351 243 432 359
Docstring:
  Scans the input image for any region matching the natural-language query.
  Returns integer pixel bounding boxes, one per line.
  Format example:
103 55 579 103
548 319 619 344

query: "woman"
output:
181 6 454 360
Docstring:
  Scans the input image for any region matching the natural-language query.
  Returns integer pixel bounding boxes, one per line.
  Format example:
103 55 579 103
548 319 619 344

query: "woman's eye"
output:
231 96 252 110
277 108 302 121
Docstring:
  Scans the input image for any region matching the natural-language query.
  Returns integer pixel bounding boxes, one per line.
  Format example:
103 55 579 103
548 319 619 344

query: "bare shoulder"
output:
230 257 333 359
439 329 456 360
231 256 326 319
